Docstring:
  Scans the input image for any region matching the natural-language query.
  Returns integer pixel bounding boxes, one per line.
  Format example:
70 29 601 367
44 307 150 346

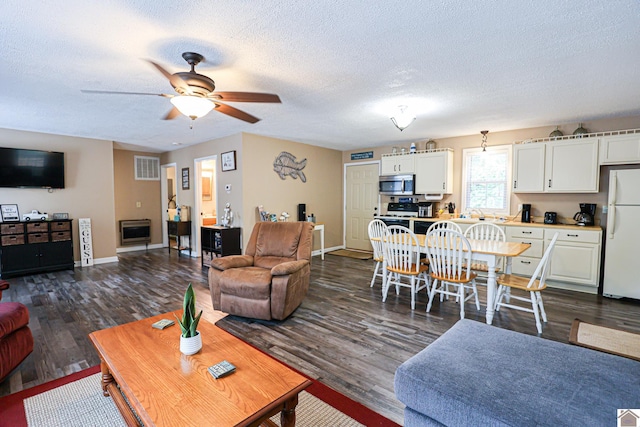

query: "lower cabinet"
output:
506 225 601 294
0 220 74 278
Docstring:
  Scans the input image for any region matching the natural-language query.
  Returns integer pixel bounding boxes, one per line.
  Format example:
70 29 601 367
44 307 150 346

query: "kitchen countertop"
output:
410 216 601 231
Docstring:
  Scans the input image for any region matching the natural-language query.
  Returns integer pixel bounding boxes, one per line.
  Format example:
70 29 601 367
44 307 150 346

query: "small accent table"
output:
167 220 191 257
313 223 325 260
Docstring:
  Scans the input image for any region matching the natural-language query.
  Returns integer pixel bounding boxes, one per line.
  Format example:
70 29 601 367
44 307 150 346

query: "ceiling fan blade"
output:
81 89 172 97
163 107 181 120
211 92 281 103
145 60 193 95
214 103 260 123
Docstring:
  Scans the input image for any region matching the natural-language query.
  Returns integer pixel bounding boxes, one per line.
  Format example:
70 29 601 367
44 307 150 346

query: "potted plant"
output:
175 283 203 355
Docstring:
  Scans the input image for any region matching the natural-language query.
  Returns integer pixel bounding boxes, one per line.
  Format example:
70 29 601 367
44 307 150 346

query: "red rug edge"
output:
0 365 101 427
215 324 402 427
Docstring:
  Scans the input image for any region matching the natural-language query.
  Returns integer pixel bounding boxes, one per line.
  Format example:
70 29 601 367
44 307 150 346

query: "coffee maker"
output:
574 203 596 226
521 204 532 223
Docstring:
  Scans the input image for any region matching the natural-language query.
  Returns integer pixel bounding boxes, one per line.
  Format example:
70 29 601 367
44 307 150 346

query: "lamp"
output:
170 96 215 120
390 105 416 131
480 130 489 152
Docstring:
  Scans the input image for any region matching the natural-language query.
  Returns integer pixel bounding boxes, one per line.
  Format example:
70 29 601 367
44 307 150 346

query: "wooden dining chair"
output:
464 222 506 279
425 228 479 319
420 220 463 267
494 232 559 334
367 219 388 288
382 225 430 310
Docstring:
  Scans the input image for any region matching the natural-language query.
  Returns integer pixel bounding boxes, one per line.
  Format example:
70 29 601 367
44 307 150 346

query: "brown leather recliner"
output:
209 221 314 320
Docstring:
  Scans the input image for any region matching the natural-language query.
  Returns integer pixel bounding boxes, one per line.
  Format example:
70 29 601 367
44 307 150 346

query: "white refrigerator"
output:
603 169 640 299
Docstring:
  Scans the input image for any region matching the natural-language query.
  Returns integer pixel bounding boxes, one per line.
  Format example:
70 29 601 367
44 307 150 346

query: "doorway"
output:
194 155 217 256
161 163 178 248
344 162 380 250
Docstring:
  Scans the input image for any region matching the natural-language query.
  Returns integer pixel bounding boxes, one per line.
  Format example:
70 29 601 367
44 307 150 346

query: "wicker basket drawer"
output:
27 233 49 244
1 223 25 235
51 231 71 242
27 222 48 233
1 234 25 246
50 221 70 231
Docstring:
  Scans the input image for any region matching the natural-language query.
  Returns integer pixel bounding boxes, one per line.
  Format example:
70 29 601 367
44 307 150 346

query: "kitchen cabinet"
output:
512 138 599 193
512 143 545 192
414 149 453 194
505 226 545 277
0 220 74 278
545 228 601 288
599 133 640 165
201 226 242 268
380 153 415 175
545 137 599 192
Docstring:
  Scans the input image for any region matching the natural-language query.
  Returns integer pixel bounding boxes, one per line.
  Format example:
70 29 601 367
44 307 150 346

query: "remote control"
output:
151 319 175 330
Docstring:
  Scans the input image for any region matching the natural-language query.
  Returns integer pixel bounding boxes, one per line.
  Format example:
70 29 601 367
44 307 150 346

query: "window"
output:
461 145 512 216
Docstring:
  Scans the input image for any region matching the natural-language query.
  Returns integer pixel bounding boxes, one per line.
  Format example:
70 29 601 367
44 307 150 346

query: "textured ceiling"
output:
1 1 639 152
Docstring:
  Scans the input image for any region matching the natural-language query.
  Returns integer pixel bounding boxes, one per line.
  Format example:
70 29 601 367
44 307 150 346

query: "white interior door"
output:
194 156 217 256
345 162 379 250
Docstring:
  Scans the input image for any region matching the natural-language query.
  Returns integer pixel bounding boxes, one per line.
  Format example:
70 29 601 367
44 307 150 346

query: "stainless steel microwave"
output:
379 174 415 196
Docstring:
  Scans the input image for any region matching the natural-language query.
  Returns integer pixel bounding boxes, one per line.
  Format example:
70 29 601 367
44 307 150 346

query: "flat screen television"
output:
0 147 65 188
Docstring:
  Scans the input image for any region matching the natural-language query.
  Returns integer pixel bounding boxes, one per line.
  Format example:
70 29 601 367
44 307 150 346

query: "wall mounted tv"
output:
0 147 65 188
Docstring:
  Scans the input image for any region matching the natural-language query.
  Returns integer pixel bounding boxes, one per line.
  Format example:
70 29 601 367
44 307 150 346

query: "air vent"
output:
134 156 160 180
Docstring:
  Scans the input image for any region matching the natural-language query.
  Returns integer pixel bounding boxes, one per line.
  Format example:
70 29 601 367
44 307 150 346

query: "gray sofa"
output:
394 319 640 426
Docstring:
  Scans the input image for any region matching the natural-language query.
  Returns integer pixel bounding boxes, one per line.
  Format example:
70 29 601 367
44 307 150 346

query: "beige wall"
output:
242 133 343 251
0 128 117 261
113 149 163 247
162 132 343 252
343 115 640 225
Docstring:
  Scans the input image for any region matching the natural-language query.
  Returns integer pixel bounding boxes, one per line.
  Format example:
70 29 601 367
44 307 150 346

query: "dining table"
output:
413 234 531 325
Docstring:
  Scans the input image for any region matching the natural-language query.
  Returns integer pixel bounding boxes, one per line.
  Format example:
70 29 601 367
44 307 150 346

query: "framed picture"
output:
182 168 190 190
221 151 236 172
0 204 20 222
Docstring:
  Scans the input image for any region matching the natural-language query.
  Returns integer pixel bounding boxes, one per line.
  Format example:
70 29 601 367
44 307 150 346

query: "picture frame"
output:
221 151 236 172
182 167 190 190
0 204 20 222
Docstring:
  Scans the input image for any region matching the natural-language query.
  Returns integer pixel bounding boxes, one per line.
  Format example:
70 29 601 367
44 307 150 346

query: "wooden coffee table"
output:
89 311 311 426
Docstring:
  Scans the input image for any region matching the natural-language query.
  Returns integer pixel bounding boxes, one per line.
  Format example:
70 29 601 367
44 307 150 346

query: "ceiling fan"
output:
81 52 281 123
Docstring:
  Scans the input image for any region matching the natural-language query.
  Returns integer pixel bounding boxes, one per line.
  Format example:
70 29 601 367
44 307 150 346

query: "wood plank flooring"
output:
1 249 640 425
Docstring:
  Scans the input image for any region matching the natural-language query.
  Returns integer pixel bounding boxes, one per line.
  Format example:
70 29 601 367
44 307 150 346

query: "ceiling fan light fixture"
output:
390 105 416 131
170 95 214 120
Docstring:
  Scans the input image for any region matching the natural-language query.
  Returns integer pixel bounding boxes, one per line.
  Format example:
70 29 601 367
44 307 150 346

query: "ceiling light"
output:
390 105 416 131
480 130 489 152
170 96 215 120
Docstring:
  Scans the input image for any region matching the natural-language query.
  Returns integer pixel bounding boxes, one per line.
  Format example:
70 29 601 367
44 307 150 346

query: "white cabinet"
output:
545 137 599 193
513 144 545 192
381 154 415 175
599 133 640 165
505 225 602 293
414 150 453 194
512 138 600 193
545 229 601 288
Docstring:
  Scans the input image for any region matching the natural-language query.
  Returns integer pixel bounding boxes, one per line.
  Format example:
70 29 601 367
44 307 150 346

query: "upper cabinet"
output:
545 137 599 193
414 149 454 194
512 138 599 193
380 153 415 175
599 133 640 165
513 143 545 192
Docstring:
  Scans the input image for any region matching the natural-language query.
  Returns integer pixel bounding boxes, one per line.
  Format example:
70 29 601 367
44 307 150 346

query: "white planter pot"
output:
180 331 202 355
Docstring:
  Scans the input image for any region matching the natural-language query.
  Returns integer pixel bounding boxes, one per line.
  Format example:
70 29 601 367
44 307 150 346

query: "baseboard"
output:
74 256 119 267
116 243 164 254
312 245 344 257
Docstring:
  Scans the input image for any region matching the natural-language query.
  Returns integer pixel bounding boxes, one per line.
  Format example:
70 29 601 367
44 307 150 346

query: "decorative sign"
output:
351 151 374 160
221 151 236 172
79 218 94 267
273 152 307 183
0 204 19 222
182 168 190 190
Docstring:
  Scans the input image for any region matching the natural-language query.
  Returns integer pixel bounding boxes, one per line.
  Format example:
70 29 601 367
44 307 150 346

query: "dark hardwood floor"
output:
2 249 640 424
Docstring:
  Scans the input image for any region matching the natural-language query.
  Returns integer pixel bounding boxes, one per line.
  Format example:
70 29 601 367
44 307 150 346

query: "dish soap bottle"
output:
410 142 416 154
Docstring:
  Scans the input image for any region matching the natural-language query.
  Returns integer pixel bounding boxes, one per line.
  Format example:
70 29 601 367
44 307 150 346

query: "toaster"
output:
544 212 557 224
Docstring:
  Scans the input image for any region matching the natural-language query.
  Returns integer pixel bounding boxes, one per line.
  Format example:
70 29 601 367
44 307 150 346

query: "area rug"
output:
569 318 640 362
328 249 373 260
0 366 397 427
